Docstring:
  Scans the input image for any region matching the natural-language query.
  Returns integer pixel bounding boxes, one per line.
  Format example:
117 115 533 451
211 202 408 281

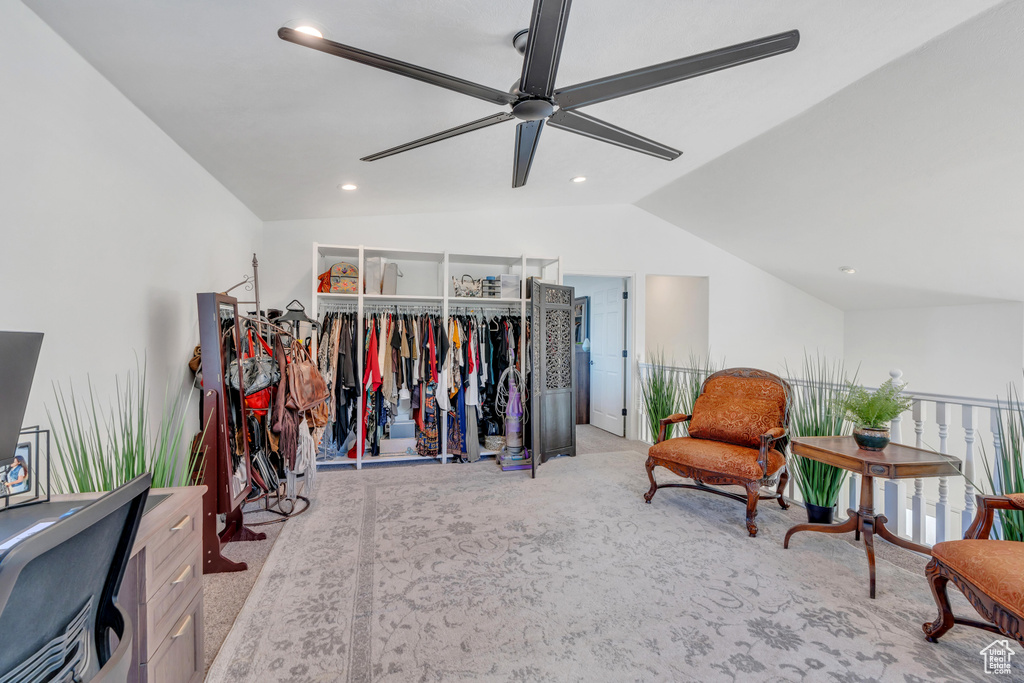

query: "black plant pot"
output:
805 503 835 525
853 427 890 451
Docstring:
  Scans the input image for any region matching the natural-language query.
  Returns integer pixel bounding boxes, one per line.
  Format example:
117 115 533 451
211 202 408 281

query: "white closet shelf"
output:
449 297 523 305
317 292 358 300
362 454 441 465
363 294 443 302
448 253 523 266
363 247 444 262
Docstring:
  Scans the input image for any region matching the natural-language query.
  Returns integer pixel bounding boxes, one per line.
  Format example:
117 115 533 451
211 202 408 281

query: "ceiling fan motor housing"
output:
512 97 554 121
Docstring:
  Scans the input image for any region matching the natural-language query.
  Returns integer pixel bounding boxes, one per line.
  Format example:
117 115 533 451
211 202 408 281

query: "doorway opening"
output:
563 275 630 437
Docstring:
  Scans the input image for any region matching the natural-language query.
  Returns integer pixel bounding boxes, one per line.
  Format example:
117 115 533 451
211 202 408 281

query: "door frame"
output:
562 269 636 441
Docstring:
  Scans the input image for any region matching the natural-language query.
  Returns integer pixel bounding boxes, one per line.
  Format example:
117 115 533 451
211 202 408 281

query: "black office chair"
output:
0 474 150 683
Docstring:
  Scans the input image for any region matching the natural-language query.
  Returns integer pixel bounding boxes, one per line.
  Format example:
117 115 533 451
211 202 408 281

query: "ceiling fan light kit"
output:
279 1 799 188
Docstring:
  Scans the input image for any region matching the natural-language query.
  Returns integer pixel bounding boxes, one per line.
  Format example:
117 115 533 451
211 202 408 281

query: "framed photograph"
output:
1 428 49 512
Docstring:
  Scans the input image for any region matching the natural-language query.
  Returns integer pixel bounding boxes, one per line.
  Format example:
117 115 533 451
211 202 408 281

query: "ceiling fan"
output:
279 1 799 188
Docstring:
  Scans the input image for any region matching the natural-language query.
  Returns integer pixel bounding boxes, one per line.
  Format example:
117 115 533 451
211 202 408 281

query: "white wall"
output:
0 0 261 431
845 302 1024 400
644 275 709 363
260 204 844 436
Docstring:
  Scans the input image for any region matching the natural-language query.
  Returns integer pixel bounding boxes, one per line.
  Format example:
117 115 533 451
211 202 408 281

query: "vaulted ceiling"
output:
638 0 1024 309
24 0 1001 222
24 0 1022 311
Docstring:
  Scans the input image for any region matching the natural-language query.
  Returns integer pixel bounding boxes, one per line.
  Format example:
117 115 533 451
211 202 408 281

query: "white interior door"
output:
589 279 625 436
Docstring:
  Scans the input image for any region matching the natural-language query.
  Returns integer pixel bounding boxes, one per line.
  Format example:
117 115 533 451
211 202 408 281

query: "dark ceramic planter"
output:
805 503 835 525
853 427 890 451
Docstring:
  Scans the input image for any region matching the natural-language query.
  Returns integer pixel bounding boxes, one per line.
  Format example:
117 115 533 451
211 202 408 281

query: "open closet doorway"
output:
564 275 629 437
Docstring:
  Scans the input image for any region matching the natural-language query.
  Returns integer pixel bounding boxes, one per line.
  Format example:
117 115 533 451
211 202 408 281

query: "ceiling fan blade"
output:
279 27 515 107
513 120 545 188
361 113 515 162
548 110 680 160
555 29 799 110
519 0 573 98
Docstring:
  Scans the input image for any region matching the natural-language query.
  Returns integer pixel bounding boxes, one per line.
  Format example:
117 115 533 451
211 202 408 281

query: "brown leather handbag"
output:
286 341 330 412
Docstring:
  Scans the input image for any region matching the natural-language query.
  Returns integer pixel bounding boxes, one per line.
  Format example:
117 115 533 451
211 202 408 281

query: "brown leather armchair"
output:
644 367 792 536
923 493 1024 645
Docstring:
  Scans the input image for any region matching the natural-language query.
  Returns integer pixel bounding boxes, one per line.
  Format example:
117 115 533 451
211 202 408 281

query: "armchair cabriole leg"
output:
644 456 658 503
776 469 790 510
923 560 955 642
745 482 760 537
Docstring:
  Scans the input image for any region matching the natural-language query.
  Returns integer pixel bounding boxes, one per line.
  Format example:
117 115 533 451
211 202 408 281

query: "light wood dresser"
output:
53 485 206 683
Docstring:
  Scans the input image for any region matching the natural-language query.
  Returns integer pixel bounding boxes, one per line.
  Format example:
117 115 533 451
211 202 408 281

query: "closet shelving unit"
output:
312 243 561 469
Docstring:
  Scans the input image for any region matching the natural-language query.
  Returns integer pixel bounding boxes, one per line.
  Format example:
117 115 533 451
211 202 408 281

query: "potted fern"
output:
838 378 913 451
787 353 857 524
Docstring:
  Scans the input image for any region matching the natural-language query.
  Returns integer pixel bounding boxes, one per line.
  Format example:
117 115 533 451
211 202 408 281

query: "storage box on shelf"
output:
311 244 561 469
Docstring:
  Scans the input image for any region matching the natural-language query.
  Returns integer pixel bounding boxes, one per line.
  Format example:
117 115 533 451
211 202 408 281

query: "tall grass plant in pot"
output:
676 350 722 437
639 350 681 442
981 383 1024 541
786 353 857 523
48 360 204 493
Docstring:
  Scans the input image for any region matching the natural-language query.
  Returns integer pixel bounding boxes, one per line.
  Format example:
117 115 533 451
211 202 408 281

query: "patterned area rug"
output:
206 446 993 682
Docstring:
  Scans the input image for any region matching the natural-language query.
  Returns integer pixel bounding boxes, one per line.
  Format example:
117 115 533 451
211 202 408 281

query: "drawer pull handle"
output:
171 565 192 585
170 515 191 532
172 614 193 639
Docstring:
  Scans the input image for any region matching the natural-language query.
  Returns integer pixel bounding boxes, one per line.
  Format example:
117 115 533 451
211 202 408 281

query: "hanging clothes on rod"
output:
445 305 530 463
315 304 360 460
316 304 447 461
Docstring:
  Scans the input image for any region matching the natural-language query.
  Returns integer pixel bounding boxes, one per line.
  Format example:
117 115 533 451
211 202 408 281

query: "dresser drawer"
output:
146 539 202 659
147 591 203 683
146 498 201 590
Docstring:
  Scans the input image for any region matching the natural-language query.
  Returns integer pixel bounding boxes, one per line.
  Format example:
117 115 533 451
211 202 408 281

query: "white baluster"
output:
912 399 927 544
884 478 908 537
848 473 859 518
991 406 1004 493
961 406 977 535
883 371 907 537
889 369 904 444
935 402 952 543
991 407 1004 538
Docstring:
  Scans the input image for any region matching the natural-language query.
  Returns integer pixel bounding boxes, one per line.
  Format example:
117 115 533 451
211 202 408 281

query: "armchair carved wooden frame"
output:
923 493 1024 645
643 368 792 537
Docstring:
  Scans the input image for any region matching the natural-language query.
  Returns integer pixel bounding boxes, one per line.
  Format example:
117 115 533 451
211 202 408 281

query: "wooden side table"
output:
784 436 961 599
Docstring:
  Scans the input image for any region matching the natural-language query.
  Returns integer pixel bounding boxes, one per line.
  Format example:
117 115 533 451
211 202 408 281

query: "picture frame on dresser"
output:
0 430 49 512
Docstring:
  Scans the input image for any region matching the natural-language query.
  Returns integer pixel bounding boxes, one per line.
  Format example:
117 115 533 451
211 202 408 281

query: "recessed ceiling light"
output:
339 183 357 191
839 266 856 274
571 176 587 183
295 26 323 38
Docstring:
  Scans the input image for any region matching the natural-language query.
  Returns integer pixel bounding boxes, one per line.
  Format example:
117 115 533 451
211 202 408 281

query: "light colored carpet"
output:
207 428 993 682
203 509 286 673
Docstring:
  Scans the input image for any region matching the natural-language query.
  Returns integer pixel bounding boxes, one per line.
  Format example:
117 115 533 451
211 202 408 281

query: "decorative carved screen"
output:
531 282 577 476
